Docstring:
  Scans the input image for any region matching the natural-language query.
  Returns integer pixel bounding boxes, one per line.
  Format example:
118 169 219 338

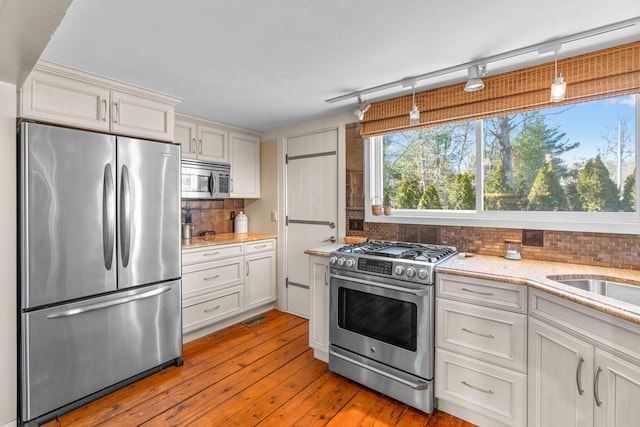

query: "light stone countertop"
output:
304 244 343 257
182 232 277 249
437 254 640 324
303 243 640 325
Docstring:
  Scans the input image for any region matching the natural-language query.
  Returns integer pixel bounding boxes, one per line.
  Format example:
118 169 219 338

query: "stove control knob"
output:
328 256 337 265
337 257 346 266
418 268 429 280
346 258 355 268
394 265 405 276
406 267 416 278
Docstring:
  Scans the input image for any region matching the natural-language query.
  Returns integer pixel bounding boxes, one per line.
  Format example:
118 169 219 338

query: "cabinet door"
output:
175 119 197 159
230 132 260 198
245 251 275 309
197 124 228 162
20 69 110 131
111 91 175 141
309 256 329 361
528 317 594 427
595 348 640 427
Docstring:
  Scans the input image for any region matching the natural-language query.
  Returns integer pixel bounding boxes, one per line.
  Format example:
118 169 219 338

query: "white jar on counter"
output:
234 211 248 233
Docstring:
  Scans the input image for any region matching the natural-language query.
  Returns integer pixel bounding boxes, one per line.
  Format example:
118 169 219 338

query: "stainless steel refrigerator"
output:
18 122 182 424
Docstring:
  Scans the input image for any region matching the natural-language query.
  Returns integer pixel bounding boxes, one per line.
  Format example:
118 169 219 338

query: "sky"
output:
544 95 637 166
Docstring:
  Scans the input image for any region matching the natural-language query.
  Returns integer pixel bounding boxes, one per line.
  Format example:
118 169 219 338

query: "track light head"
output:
464 64 487 92
352 96 370 121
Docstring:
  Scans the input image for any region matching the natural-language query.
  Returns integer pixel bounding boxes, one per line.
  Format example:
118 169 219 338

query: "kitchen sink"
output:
548 276 640 307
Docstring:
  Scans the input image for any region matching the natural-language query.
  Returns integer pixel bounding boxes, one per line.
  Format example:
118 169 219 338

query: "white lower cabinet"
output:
435 273 527 427
309 255 329 362
436 349 526 426
528 317 594 427
245 250 276 309
528 288 640 427
181 239 276 342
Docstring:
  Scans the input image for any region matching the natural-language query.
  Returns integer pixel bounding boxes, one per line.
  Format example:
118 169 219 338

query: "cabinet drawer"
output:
244 239 275 254
436 349 526 427
182 257 243 298
182 244 243 266
183 286 243 334
437 299 527 372
437 273 527 313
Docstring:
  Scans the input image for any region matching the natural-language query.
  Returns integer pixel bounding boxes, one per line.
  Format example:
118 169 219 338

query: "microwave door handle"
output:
208 172 215 197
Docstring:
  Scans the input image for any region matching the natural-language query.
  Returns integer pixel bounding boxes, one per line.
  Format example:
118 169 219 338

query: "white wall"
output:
245 139 278 234
0 81 17 426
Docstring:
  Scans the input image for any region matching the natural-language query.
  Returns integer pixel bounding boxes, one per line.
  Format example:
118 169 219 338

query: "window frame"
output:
365 95 640 234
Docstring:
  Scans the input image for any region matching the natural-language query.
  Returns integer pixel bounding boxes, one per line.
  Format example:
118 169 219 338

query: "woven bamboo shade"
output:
360 41 640 137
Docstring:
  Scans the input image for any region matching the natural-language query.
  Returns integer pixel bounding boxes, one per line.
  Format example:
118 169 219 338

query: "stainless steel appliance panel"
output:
21 123 117 308
330 271 434 379
21 280 182 421
117 137 181 288
329 345 433 413
181 159 230 200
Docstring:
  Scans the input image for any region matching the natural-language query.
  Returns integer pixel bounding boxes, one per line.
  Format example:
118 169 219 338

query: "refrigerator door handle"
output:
120 165 131 268
45 286 172 319
102 164 115 270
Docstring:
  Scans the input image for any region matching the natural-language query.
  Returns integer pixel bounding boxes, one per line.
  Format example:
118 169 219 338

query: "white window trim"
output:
365 96 640 234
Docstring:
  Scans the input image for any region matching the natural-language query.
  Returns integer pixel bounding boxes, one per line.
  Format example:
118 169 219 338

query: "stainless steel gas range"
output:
328 240 457 413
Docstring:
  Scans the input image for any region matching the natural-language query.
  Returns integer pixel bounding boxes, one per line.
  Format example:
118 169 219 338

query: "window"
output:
367 95 639 233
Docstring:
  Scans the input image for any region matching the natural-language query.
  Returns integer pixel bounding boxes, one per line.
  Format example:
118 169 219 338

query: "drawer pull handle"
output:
461 328 495 339
204 305 220 313
461 381 494 394
203 251 220 256
576 356 585 395
203 275 220 281
594 366 602 406
254 244 267 249
460 287 495 296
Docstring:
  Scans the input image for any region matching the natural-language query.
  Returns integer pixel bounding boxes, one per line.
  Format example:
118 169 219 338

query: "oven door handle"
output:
330 273 429 297
329 348 430 390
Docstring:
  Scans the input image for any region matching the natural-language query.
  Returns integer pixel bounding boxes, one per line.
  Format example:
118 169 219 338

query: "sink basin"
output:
549 277 640 307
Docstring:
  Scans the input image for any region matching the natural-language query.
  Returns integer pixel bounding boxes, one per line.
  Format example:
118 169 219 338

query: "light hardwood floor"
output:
43 310 475 426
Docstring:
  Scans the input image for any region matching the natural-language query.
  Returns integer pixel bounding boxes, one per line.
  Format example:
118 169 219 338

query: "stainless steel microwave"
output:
181 159 230 200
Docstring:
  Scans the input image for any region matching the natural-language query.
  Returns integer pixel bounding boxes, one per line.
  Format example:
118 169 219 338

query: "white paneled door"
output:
285 129 338 317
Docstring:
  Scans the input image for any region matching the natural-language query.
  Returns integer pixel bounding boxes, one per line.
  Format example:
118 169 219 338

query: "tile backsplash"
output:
181 199 244 236
344 123 640 271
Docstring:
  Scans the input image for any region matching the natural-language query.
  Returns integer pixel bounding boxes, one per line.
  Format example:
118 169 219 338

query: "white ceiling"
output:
40 0 640 133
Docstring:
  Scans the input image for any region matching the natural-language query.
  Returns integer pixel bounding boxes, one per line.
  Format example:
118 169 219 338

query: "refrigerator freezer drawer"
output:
21 280 182 422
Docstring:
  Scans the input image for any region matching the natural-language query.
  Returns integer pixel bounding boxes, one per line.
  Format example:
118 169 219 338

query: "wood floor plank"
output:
183 350 320 426
43 310 476 427
116 329 310 427
257 370 362 427
212 354 328 426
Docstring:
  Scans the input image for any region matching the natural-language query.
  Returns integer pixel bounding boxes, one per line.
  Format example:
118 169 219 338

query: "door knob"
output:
323 236 336 243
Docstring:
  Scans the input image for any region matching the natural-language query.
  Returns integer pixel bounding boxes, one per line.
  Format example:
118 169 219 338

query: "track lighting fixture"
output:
464 64 486 92
550 50 566 102
409 84 420 125
352 96 371 121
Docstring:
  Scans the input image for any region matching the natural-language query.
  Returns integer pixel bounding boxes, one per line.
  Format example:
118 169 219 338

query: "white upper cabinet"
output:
230 131 260 198
174 114 229 163
175 114 261 197
174 118 197 159
198 124 228 163
19 60 180 142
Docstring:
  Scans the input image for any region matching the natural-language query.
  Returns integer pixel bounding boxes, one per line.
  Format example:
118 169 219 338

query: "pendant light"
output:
409 84 420 125
550 50 566 102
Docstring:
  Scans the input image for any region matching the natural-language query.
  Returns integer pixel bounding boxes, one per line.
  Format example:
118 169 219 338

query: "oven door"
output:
329 269 434 379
